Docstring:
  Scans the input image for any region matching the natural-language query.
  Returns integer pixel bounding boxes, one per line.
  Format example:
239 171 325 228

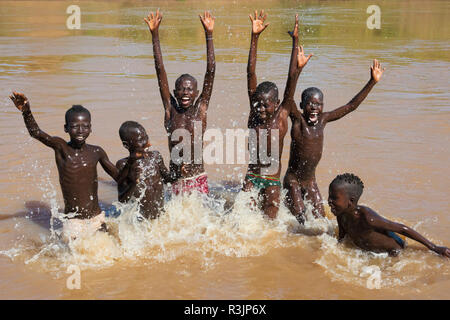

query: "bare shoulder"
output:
116 157 128 170
358 205 384 223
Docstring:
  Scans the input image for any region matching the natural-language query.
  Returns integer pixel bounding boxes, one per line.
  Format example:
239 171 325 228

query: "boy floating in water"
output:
328 173 450 257
10 92 118 239
115 121 173 219
242 11 312 219
144 9 215 195
284 60 385 223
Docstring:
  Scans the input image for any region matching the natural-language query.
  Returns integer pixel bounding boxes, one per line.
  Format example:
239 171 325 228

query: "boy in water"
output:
284 60 385 223
328 173 450 257
115 121 173 219
144 10 215 195
242 11 312 219
10 92 118 238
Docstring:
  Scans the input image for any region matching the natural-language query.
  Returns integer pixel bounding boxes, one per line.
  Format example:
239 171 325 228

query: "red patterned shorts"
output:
172 173 209 196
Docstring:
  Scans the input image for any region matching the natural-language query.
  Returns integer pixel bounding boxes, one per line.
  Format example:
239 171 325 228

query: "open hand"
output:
199 11 215 33
297 45 313 69
370 59 385 83
144 9 163 32
249 10 269 35
10 91 30 112
287 14 299 39
434 246 450 258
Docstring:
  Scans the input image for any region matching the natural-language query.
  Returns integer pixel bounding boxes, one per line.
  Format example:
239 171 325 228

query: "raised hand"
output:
144 9 163 33
288 14 299 39
199 11 215 33
249 10 269 35
434 246 450 258
370 59 385 83
297 45 313 69
10 91 30 112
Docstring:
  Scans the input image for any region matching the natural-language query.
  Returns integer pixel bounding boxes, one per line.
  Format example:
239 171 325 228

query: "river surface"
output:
0 0 449 299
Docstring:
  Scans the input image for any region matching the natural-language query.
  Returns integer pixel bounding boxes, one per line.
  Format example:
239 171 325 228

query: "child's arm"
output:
144 10 171 122
247 10 269 127
10 92 66 150
283 15 313 115
323 60 384 123
337 216 347 242
156 151 175 183
197 11 216 110
362 207 450 257
97 147 119 181
115 157 138 201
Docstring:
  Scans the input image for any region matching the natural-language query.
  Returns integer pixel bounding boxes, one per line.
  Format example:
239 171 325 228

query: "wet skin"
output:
116 126 173 219
284 60 385 223
328 183 450 258
243 12 311 219
145 10 215 180
10 92 118 219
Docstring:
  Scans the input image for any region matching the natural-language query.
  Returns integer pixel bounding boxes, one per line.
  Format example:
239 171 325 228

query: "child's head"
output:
252 81 280 120
174 74 199 109
119 121 150 153
64 105 92 144
328 173 364 216
300 87 323 125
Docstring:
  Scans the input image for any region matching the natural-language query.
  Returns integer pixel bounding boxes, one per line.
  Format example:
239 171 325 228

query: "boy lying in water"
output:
328 173 450 257
10 92 118 239
115 121 174 219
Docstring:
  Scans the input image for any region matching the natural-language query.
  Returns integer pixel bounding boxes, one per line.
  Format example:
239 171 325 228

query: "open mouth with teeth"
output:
181 96 191 106
308 112 319 124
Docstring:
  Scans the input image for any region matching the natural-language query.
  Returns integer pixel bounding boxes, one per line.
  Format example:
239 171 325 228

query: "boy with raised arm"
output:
10 92 118 239
283 60 385 224
328 173 450 257
115 121 174 220
144 10 215 195
242 11 312 219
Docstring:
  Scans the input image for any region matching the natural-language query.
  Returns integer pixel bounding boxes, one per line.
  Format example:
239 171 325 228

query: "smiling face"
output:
328 183 352 217
301 93 323 125
64 112 91 145
252 90 279 121
174 76 199 110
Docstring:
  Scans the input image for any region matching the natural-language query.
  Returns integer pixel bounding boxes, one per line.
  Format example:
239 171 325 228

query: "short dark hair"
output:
330 173 364 201
255 81 279 101
119 121 145 142
175 74 197 88
65 105 91 124
301 87 323 104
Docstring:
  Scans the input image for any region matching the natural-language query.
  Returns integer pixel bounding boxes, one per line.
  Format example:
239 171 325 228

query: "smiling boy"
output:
284 60 385 223
145 10 215 195
242 12 312 219
10 92 118 238
328 173 450 257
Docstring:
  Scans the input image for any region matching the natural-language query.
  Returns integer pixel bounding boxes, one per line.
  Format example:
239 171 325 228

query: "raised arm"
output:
144 10 171 119
324 59 384 123
283 15 313 109
363 208 450 258
98 147 119 181
247 10 269 100
10 92 65 150
197 11 216 109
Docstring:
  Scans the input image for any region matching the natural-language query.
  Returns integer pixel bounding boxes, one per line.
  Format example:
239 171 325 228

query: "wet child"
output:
242 11 312 219
10 92 118 239
328 173 450 257
144 9 215 195
115 121 173 219
284 60 385 223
